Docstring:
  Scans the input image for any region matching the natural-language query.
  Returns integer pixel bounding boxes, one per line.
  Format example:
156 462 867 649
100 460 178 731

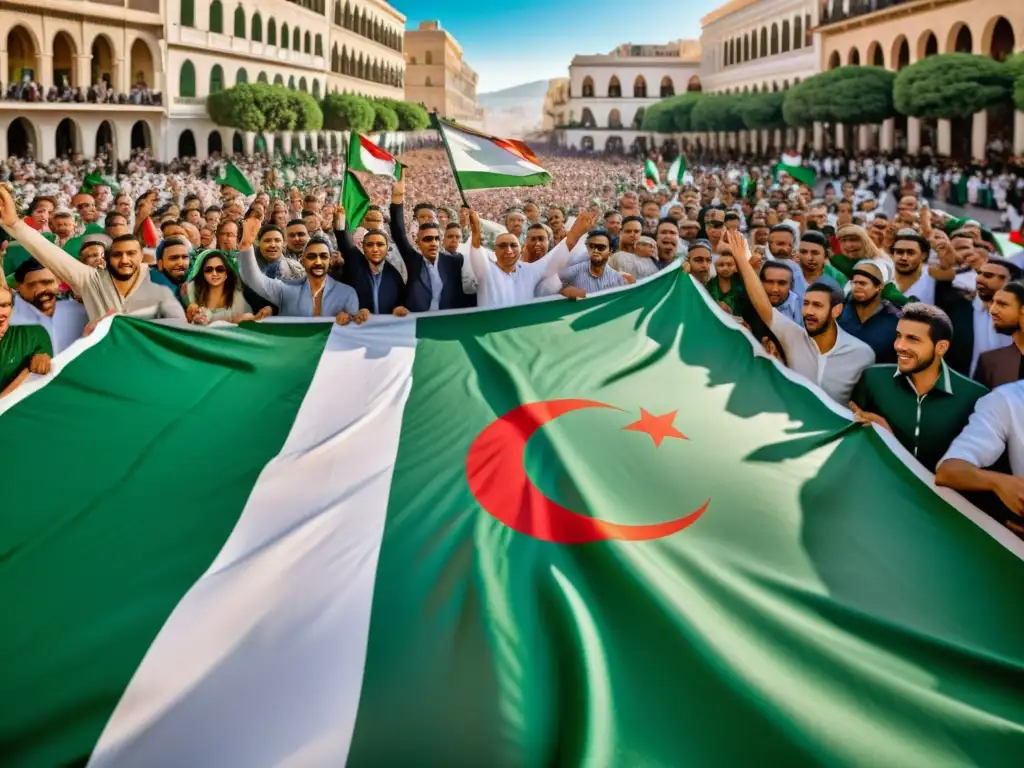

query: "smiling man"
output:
11 258 88 354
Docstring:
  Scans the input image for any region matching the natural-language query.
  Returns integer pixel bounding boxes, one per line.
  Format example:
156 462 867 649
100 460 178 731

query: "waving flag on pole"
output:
432 115 550 191
644 157 660 190
3 270 1024 766
346 133 401 181
666 155 687 187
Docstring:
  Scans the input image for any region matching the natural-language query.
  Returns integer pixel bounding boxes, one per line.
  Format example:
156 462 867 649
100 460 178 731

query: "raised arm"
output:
388 180 421 271
0 186 93 292
333 209 367 268
236 214 285 307
465 208 490 286
727 229 774 329
536 207 598 279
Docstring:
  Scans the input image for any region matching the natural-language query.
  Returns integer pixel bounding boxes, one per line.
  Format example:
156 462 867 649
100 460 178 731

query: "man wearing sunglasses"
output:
238 215 360 323
559 229 625 300
388 179 475 312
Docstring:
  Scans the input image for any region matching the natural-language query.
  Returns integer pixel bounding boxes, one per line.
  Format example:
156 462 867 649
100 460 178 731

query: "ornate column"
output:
880 119 895 152
907 117 921 155
937 119 951 157
970 111 987 161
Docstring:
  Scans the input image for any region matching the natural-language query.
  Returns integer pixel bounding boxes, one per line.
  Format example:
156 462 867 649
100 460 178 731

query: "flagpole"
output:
431 112 469 208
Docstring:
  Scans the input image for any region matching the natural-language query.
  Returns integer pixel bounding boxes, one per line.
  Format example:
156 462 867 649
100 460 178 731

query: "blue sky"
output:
390 0 722 93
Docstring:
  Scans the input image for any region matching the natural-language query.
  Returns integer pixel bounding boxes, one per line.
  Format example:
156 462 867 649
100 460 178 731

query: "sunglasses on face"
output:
306 253 330 262
587 243 609 252
706 220 725 229
204 265 227 275
420 235 440 243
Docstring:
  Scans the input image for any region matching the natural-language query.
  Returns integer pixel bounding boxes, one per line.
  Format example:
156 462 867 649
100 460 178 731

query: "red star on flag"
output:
622 409 687 448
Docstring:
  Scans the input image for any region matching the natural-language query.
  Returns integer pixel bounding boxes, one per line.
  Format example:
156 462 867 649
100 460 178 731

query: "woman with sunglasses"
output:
184 249 267 325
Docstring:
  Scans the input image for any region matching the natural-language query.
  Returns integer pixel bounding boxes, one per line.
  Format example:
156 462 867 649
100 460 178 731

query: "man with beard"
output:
50 210 76 247
0 283 52 397
333 218 407 316
216 219 239 252
973 281 1024 389
285 220 310 261
852 303 987 472
238 215 360 322
10 258 88 354
0 187 184 322
559 230 624 299
767 224 797 261
610 216 642 261
728 231 873 402
934 255 1020 376
150 236 192 293
838 260 901 364
685 240 713 287
603 211 622 250
467 206 595 309
890 229 935 305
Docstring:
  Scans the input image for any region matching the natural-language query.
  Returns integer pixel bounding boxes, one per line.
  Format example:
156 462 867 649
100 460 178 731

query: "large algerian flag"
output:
433 114 550 190
346 132 401 180
3 271 1024 766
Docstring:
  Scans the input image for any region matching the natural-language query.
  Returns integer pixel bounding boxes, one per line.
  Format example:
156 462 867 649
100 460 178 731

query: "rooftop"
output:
701 0 762 27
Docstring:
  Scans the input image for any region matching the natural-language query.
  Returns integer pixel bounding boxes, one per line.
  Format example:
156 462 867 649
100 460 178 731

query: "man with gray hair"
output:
611 235 661 279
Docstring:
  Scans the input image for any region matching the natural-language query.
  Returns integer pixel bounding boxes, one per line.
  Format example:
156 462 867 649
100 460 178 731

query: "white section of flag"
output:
353 135 399 179
438 122 546 177
87 320 419 767
780 152 802 166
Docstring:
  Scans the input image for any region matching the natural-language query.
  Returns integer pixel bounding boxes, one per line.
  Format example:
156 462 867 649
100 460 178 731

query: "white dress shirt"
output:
941 381 1024 476
468 238 574 309
971 296 1012 376
10 297 89 355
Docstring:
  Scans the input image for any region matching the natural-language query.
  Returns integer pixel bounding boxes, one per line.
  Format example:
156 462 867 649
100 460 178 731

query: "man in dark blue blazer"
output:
390 179 476 312
333 210 408 316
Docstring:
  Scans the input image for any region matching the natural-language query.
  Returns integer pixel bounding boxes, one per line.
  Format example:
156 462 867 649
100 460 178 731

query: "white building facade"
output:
698 0 820 154
1 0 407 163
562 41 703 153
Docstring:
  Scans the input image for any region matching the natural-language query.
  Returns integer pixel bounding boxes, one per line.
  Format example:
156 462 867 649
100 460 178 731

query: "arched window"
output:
251 12 262 42
179 60 196 97
341 45 348 74
334 1 341 26
293 27 300 51
288 75 295 89
607 75 621 98
659 76 674 97
304 31 311 53
425 76 431 87
425 51 433 65
344 1 352 28
315 34 323 57
210 64 224 93
234 6 245 38
267 19 276 46
181 0 195 27
743 34 750 61
273 73 283 85
235 68 247 84
782 20 790 52
209 0 223 34
771 23 779 54
299 76 307 91
281 23 289 49
750 31 758 58
793 16 802 50
313 79 321 99
760 27 768 58
258 71 268 83
633 76 646 98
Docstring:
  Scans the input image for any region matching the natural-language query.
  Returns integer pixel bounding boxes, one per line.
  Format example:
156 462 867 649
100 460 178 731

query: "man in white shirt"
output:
10 258 88 355
467 206 597 309
936 381 1024 524
728 230 875 404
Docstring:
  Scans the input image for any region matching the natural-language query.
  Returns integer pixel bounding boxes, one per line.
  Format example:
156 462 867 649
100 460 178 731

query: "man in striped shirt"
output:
559 230 625 299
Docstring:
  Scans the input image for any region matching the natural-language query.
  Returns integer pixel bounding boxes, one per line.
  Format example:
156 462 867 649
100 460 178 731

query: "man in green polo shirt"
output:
0 284 53 397
851 302 988 472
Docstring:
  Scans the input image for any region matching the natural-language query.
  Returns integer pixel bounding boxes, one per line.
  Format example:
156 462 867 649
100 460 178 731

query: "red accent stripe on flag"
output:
442 120 540 166
358 135 395 163
1011 231 1024 247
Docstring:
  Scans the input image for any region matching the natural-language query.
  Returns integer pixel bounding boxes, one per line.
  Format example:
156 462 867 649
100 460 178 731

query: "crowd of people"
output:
0 142 1022 538
2 75 161 105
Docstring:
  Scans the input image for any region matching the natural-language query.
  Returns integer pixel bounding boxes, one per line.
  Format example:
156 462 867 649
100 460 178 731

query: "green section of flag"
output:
347 270 1024 764
774 163 817 188
215 161 255 196
667 155 687 185
644 158 660 185
341 170 371 231
0 319 331 767
79 171 120 196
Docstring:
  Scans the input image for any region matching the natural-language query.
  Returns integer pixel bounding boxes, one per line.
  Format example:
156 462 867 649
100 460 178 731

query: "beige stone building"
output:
542 78 570 132
815 0 1023 157
403 20 482 127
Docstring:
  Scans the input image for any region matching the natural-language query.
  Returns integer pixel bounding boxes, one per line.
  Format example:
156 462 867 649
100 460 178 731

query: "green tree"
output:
665 93 705 132
207 83 316 132
740 91 786 131
894 53 1013 120
1000 52 1024 111
371 101 399 132
690 93 745 132
286 90 323 131
783 66 896 126
393 101 430 131
321 93 375 133
641 100 673 132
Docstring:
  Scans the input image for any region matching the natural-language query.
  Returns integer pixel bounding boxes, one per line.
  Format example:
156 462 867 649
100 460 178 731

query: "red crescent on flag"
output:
465 399 709 544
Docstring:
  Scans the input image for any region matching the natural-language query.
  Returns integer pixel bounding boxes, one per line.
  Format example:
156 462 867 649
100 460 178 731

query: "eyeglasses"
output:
420 235 440 243
587 243 610 252
204 265 227 275
306 253 330 262
706 220 725 229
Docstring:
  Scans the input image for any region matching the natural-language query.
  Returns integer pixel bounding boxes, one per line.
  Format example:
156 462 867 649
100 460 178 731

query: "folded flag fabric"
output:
775 163 817 188
346 133 401 181
666 155 686 186
2 271 1023 767
341 169 371 230
644 158 660 190
215 161 255 196
79 172 120 196
433 114 550 190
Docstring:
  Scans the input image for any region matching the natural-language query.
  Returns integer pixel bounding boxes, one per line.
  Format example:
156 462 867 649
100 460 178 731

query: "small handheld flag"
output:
347 133 401 181
644 158 660 190
79 172 120 196
215 162 255 196
774 164 817 189
341 170 371 231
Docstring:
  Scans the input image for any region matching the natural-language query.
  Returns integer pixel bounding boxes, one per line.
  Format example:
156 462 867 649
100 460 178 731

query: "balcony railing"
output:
819 0 910 26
